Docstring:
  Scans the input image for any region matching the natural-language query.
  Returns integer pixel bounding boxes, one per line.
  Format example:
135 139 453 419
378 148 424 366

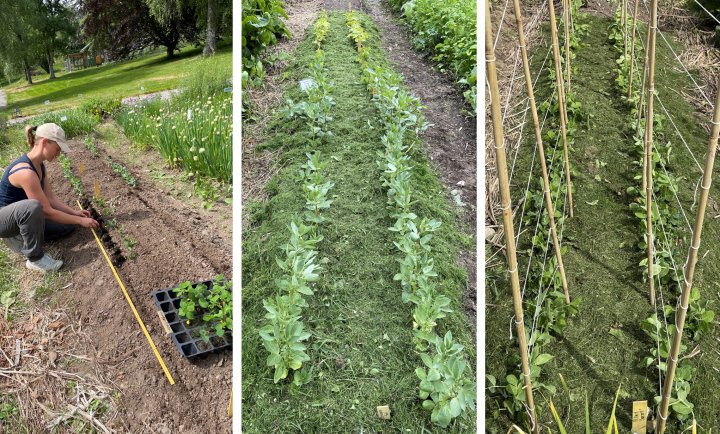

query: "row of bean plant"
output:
346 11 475 428
609 6 714 424
258 13 335 386
487 5 588 428
388 0 476 114
281 12 335 147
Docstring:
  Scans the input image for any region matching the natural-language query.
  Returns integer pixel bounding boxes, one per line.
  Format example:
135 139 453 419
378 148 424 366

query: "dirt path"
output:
16 130 233 432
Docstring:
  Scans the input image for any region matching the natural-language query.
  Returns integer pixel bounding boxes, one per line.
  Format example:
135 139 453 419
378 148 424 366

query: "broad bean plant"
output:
346 11 475 428
609 4 714 423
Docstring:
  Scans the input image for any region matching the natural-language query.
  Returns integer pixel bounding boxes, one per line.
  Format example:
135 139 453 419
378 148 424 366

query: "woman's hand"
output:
75 209 91 218
80 217 100 229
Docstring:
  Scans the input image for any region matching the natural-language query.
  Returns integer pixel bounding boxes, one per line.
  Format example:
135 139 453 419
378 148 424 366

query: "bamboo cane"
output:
657 86 720 434
563 0 571 94
548 0 574 218
643 0 658 305
622 0 628 61
486 4 539 433
628 0 640 98
513 0 570 303
639 21 651 193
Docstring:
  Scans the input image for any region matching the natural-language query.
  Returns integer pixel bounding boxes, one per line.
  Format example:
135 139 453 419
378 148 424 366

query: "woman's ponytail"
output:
24 125 37 147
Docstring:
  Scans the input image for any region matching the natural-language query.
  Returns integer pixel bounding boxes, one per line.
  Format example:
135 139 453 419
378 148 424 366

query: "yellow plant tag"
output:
376 405 390 420
632 401 648 434
79 162 85 175
94 181 100 199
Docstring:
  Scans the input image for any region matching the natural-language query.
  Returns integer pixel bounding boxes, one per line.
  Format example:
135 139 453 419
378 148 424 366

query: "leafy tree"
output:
81 0 199 59
0 0 41 84
37 0 77 78
145 0 231 56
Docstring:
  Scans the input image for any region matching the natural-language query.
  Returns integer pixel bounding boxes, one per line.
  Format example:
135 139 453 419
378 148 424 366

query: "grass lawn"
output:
487 13 720 432
2 43 232 117
241 12 476 432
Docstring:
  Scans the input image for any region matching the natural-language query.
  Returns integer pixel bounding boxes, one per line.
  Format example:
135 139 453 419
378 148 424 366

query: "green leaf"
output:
534 353 554 365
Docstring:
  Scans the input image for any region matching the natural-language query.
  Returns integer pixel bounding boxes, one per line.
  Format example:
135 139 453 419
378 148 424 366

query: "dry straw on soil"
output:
486 0 548 248
657 1 720 129
0 306 119 432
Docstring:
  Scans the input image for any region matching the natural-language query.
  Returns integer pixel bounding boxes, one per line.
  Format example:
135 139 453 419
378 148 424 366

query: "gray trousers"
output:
0 199 75 261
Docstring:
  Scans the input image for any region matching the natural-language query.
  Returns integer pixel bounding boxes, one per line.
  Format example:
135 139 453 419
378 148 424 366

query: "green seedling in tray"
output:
176 275 233 343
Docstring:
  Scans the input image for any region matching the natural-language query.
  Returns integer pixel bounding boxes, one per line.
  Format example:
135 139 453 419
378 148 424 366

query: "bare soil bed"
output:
2 124 232 433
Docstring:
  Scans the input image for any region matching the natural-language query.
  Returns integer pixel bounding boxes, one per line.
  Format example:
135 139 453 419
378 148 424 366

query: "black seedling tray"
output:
151 280 232 359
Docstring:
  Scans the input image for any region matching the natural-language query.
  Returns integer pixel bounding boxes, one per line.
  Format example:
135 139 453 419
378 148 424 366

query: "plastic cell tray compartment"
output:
151 280 232 359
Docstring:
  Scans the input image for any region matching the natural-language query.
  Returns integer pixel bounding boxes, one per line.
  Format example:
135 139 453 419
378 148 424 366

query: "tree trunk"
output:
203 0 217 56
47 49 56 79
24 59 32 85
166 43 177 59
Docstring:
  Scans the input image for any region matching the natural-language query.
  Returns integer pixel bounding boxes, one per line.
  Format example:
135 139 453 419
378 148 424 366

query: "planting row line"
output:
609 7 714 425
346 11 475 428
487 2 587 427
259 13 335 385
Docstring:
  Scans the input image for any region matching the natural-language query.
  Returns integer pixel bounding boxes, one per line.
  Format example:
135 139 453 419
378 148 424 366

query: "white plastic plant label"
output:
187 109 193 121
299 78 315 92
60 116 67 122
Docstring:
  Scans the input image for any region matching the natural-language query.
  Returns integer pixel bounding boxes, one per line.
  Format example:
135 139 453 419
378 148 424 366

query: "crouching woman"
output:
0 123 98 273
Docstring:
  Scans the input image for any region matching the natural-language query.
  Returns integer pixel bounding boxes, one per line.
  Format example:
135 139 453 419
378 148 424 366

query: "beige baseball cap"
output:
36 123 69 152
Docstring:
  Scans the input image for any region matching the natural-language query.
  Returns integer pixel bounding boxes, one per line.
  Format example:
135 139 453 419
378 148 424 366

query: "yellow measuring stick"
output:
77 200 175 384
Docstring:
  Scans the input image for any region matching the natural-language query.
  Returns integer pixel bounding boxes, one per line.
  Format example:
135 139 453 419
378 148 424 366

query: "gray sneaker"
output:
26 254 63 273
2 236 23 253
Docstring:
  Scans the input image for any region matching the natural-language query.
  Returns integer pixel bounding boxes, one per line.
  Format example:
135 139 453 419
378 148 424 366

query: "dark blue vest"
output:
0 154 45 208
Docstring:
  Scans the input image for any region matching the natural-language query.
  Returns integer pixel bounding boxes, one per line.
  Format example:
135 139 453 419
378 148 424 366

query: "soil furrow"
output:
45 127 232 433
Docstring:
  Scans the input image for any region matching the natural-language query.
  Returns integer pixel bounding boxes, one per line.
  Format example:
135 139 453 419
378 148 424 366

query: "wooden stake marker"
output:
548 0 574 218
657 86 720 434
513 0 570 303
486 3 539 432
632 400 647 433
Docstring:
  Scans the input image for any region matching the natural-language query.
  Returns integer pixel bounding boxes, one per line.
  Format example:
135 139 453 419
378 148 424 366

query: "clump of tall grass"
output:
176 56 232 104
26 109 99 138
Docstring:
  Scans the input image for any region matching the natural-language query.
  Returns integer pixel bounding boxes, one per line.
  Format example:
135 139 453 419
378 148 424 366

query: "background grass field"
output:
2 43 232 117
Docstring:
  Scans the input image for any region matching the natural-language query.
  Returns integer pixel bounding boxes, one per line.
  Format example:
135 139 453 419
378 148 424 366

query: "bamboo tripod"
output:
486 2 539 432
548 0 574 218
657 86 720 434
513 0 570 303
